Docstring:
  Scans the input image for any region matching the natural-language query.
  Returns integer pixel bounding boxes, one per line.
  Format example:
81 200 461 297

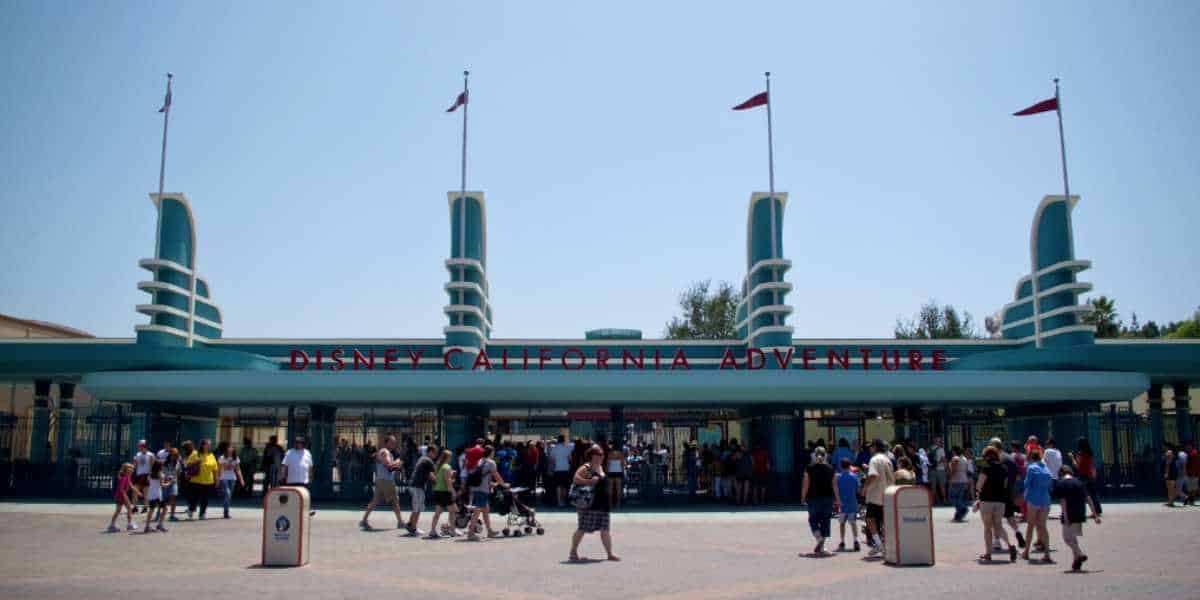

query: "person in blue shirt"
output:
1021 448 1054 563
830 439 855 474
495 442 516 483
834 457 861 552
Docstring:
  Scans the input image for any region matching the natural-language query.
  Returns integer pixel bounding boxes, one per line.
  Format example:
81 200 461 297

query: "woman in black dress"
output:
568 445 619 562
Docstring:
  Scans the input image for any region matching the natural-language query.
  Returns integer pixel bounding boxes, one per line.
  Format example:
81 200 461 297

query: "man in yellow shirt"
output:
185 439 220 520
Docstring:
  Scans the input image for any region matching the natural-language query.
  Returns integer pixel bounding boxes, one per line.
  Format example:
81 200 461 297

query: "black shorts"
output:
134 474 150 487
736 474 750 483
608 471 623 480
554 471 572 487
865 503 884 523
433 491 453 508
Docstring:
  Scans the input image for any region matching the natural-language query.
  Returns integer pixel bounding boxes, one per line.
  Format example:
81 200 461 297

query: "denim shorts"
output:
470 491 489 508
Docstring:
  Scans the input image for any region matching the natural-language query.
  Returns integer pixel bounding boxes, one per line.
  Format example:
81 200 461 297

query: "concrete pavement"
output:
0 501 1197 599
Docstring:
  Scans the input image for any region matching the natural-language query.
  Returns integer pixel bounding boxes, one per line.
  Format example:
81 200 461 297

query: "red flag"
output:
446 91 468 113
1013 97 1058 116
732 91 769 111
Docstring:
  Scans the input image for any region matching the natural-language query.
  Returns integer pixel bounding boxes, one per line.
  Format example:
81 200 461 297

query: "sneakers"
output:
359 520 373 531
106 524 120 533
486 531 500 539
168 515 179 522
425 531 442 539
155 524 168 533
126 522 137 531
186 511 194 521
867 544 881 557
406 528 424 537
853 542 861 552
814 539 825 555
466 532 481 541
837 542 846 552
1071 555 1086 571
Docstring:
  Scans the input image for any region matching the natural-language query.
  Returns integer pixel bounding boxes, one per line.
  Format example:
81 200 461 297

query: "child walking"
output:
143 461 169 532
835 458 861 552
107 463 140 533
1052 465 1101 571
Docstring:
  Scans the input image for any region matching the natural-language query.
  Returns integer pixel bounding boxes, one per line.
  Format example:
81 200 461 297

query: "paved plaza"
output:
0 501 1197 599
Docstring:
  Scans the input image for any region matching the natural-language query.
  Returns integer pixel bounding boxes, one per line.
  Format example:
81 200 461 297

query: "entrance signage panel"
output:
287 347 949 372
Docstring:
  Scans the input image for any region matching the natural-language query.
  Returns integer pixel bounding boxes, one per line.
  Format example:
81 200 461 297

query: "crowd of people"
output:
107 427 1197 571
796 435 1106 571
108 435 314 533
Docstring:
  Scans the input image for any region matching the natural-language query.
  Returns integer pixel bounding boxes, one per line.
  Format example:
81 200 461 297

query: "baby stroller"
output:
490 486 545 537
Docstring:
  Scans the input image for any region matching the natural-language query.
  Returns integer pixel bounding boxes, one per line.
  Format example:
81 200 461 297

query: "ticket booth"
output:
883 485 934 566
262 486 311 567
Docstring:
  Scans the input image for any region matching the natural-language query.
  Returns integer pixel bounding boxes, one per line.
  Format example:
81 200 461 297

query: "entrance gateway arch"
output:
1 190 1196 502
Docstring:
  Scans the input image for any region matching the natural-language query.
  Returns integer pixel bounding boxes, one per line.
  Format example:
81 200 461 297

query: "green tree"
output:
894 300 979 339
1081 295 1121 338
1166 307 1200 339
664 280 742 339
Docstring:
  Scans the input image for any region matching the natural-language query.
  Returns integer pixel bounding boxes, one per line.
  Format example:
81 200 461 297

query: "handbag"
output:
568 466 596 509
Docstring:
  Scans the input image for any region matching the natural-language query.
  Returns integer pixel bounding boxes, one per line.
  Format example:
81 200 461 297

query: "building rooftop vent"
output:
584 328 642 341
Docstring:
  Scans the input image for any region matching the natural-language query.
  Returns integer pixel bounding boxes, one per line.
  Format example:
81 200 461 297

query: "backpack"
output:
466 460 487 487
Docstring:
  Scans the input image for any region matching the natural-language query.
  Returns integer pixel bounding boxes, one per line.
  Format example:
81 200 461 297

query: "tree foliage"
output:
664 280 742 340
894 300 979 339
1081 295 1121 338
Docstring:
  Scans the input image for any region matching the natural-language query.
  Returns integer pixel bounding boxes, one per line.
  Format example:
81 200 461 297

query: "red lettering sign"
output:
284 346 951 373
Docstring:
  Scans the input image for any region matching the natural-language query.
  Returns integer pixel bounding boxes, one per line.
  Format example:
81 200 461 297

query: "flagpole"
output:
459 70 469 259
1054 78 1070 208
157 73 172 201
154 73 172 261
764 71 777 260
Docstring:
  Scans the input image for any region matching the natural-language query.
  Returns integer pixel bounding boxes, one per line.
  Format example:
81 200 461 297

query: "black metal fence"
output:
1 406 1195 503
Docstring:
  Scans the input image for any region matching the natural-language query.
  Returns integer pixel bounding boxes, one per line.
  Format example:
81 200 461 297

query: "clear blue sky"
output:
2 2 1198 340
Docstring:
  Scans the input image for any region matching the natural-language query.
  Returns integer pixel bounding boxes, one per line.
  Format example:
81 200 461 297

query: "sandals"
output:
978 554 992 562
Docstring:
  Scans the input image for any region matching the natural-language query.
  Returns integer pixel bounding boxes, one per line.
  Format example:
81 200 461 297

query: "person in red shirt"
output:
751 445 771 505
1024 435 1042 457
465 439 485 471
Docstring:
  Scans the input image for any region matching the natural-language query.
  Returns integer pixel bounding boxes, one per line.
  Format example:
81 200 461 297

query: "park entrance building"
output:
1 190 1197 503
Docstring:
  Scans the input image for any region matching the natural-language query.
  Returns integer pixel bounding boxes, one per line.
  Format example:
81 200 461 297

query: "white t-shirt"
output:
218 456 241 481
1043 448 1063 479
550 444 572 472
282 448 313 484
134 450 155 475
147 476 163 502
156 449 169 463
866 453 895 506
933 446 947 471
375 447 395 481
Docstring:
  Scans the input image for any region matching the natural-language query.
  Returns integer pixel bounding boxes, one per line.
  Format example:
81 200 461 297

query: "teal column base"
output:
309 405 337 496
1148 384 1164 453
1174 383 1192 444
443 405 489 464
767 411 800 500
30 380 52 464
610 406 625 449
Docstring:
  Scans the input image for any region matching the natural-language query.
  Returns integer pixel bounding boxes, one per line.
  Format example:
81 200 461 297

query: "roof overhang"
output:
81 369 1149 408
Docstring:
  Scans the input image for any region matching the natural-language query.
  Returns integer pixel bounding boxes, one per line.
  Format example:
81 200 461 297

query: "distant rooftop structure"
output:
0 313 93 339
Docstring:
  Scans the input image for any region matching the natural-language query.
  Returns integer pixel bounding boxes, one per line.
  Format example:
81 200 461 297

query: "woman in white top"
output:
606 445 624 509
217 445 245 519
